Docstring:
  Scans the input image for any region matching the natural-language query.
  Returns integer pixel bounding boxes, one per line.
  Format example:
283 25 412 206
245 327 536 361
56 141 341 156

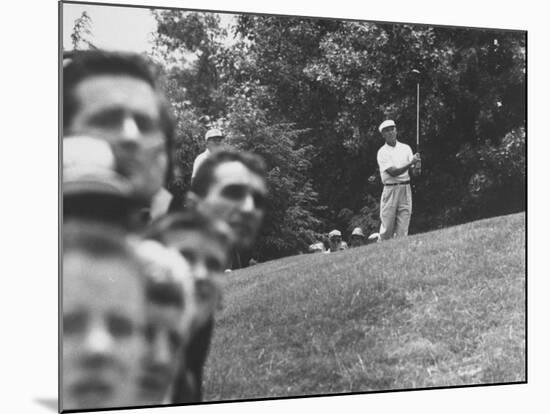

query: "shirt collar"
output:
384 140 401 150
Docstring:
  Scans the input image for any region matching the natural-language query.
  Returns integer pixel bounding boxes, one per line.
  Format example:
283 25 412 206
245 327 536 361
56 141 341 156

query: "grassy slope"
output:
203 213 525 401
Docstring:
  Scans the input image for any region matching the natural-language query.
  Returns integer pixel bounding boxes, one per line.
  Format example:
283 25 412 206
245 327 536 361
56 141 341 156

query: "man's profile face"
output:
137 302 183 405
62 252 145 410
381 125 397 146
198 161 267 249
66 74 167 198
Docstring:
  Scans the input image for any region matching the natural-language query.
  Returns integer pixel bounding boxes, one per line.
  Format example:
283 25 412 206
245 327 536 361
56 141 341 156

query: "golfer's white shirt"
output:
377 141 413 184
191 149 211 179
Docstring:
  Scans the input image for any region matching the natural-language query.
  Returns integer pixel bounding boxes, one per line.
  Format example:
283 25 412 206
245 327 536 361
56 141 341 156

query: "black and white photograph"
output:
8 0 549 413
58 0 528 411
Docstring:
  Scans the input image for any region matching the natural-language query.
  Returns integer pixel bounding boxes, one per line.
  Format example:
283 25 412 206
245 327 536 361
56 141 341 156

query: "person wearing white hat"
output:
63 135 144 228
308 241 326 253
328 229 348 252
376 119 421 240
191 128 226 182
349 227 366 248
367 232 380 245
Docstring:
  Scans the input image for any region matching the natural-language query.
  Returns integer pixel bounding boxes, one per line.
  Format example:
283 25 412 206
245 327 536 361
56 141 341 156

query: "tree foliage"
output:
70 11 96 51
149 10 526 261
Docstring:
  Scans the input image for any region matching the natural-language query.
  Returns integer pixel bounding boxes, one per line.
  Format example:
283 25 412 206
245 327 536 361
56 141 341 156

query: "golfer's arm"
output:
385 161 414 177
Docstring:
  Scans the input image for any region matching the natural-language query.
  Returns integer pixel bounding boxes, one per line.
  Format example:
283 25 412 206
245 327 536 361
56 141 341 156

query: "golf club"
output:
411 69 421 175
411 69 420 153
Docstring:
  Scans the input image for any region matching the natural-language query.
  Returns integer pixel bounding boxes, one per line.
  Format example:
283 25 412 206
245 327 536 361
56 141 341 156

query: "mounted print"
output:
60 0 526 412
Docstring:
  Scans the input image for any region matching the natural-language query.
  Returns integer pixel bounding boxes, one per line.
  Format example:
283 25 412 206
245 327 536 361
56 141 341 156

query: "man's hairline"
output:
197 159 266 198
67 72 165 130
163 228 230 254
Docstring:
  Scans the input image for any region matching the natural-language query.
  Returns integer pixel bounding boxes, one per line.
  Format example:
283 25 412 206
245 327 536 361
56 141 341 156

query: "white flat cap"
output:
351 227 365 237
378 119 396 132
328 229 342 238
205 128 224 141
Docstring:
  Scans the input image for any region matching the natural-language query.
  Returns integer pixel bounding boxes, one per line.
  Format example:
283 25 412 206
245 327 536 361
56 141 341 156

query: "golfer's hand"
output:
412 153 421 164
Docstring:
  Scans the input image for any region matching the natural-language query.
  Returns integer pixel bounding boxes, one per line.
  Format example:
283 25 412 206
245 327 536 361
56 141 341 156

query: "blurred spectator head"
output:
62 220 147 410
132 239 196 405
63 50 175 201
328 229 341 244
350 227 365 247
367 232 381 244
188 149 268 249
63 135 146 229
145 211 232 325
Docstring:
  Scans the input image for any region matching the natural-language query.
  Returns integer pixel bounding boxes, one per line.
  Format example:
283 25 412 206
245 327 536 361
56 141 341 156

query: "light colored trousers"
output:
379 184 412 241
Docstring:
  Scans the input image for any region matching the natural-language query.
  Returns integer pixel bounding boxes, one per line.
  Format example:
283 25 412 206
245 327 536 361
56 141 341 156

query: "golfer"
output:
376 120 421 240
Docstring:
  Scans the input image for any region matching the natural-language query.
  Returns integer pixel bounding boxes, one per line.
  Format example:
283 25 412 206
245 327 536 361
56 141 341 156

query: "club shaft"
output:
416 81 420 152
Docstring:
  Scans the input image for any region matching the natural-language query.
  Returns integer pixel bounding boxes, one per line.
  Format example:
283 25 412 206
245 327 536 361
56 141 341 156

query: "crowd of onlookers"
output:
307 228 380 254
62 49 268 410
62 48 420 411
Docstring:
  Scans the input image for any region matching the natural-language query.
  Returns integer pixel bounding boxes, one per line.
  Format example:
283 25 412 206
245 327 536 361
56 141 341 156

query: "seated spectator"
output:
349 227 366 248
328 229 348 252
367 232 381 245
62 220 147 411
308 242 326 253
132 239 196 406
144 211 233 403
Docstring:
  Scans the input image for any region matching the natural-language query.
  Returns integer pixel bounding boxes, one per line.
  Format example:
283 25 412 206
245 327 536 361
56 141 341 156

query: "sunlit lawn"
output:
203 213 525 401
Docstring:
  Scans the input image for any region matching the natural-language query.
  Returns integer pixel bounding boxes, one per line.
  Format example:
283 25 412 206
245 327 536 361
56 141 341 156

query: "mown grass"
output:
202 213 525 401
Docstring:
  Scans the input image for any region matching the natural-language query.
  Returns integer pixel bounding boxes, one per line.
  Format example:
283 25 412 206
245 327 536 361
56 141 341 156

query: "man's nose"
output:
193 262 209 281
83 322 113 358
120 116 140 141
240 193 256 213
151 334 171 366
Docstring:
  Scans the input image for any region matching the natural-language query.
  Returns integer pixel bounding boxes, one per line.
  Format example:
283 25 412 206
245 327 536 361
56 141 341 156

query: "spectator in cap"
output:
62 220 147 410
144 210 233 403
367 232 380 245
349 227 366 248
308 241 326 253
131 239 196 405
327 229 348 252
63 135 145 229
63 50 176 223
376 119 421 240
191 128 226 182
